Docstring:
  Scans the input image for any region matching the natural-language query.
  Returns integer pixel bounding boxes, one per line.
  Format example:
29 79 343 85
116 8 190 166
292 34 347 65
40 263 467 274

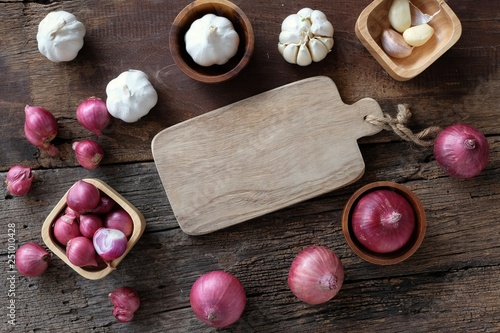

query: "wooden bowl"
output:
41 179 146 280
169 0 254 83
355 0 462 81
342 181 426 265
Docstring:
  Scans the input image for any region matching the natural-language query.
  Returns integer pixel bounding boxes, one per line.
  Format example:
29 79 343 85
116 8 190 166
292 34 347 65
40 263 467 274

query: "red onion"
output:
79 214 103 238
53 214 81 246
24 105 58 156
190 271 246 328
6 165 34 196
72 139 105 170
15 243 52 277
352 189 415 253
66 180 100 214
66 236 98 267
76 97 112 136
434 124 489 179
104 209 133 238
288 246 344 305
109 286 140 322
93 228 128 261
92 194 116 214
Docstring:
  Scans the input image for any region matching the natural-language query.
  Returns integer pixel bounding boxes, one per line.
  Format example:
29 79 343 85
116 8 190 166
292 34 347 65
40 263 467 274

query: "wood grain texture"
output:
0 0 499 332
152 77 383 234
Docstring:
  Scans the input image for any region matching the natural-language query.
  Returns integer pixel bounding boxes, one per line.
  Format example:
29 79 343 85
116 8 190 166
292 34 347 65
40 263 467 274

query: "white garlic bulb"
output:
278 8 334 66
185 14 240 67
37 11 86 62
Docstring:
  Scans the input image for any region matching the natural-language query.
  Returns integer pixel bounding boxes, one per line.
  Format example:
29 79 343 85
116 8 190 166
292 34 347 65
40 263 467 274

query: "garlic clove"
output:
316 37 334 51
389 0 412 33
403 23 435 47
279 31 302 45
308 39 329 62
282 44 299 64
410 1 442 26
296 44 313 66
381 28 414 59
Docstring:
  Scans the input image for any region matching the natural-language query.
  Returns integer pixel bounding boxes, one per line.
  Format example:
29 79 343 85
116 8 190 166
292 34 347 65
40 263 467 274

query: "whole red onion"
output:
66 180 100 214
16 243 52 277
72 139 105 170
24 105 58 156
66 236 98 267
79 214 103 238
104 209 133 238
434 124 489 179
53 214 81 246
76 97 111 136
6 165 34 196
190 271 246 328
288 246 344 305
91 194 116 214
352 189 415 253
109 286 140 322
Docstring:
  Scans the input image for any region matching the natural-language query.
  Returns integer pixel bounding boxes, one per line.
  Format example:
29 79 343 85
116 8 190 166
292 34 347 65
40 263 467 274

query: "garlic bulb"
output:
185 14 240 67
105 70 158 123
278 8 334 66
37 11 86 62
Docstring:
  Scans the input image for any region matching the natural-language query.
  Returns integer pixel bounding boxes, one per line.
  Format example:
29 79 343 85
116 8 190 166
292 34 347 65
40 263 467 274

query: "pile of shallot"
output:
53 180 133 268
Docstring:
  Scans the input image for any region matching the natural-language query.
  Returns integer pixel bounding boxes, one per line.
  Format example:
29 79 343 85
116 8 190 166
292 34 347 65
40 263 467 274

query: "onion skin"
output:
76 97 111 136
104 209 133 238
15 243 52 277
434 124 489 179
288 246 344 305
352 189 415 254
79 214 103 238
91 194 116 215
24 105 59 156
190 271 246 328
66 236 98 267
109 286 140 322
66 180 100 214
72 139 105 170
53 214 81 246
6 165 34 196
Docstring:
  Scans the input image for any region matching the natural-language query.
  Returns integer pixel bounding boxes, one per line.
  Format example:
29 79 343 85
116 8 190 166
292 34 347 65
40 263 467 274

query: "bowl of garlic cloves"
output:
355 0 462 81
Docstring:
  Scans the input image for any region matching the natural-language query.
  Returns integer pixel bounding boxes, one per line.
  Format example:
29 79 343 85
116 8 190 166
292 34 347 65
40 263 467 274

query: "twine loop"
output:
365 104 442 147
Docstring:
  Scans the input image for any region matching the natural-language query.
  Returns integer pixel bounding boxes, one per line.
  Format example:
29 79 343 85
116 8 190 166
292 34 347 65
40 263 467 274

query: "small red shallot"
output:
104 209 133 238
288 246 344 305
352 189 415 254
66 180 100 214
6 165 34 196
190 271 246 328
66 236 98 267
76 97 112 136
79 214 103 238
24 105 59 156
15 243 52 277
92 194 116 215
53 214 81 246
434 124 489 179
109 286 140 322
93 228 128 261
72 139 105 170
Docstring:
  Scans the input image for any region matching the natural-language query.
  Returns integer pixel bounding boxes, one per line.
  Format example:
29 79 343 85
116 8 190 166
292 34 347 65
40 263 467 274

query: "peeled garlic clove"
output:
381 28 414 59
403 23 435 47
389 0 412 33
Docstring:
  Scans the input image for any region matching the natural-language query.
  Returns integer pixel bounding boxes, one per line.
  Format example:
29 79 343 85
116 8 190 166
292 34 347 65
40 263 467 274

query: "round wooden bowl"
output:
355 0 461 81
41 179 146 280
342 181 426 265
169 0 254 83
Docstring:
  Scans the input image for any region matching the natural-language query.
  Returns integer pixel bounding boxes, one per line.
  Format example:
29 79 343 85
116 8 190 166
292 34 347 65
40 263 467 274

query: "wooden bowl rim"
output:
355 0 462 81
341 181 426 265
169 0 254 83
41 178 146 280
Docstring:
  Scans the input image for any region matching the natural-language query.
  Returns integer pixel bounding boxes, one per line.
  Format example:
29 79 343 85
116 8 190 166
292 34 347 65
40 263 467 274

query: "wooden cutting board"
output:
152 76 383 235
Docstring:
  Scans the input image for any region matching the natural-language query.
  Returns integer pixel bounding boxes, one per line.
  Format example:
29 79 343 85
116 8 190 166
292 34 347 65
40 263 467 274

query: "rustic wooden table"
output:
1 1 499 332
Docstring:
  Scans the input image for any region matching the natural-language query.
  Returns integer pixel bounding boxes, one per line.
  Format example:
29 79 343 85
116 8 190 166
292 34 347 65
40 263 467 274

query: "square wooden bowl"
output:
355 0 462 81
41 178 146 280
